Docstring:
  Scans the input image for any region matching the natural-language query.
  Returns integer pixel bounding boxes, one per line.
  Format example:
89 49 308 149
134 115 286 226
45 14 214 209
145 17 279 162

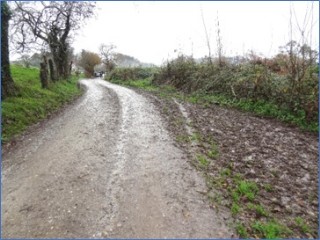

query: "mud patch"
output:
2 79 235 238
138 89 318 238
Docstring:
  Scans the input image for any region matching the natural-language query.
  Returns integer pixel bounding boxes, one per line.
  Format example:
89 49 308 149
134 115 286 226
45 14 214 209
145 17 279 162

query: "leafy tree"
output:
11 1 96 79
1 1 16 99
78 50 101 77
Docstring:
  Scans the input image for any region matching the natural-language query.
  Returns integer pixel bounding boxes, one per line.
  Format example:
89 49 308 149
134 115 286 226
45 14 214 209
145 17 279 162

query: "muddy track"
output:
1 79 234 238
130 87 318 238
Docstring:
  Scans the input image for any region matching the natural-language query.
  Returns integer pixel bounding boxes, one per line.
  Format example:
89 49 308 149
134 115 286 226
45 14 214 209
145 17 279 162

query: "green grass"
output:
208 142 219 159
176 134 191 143
236 222 248 238
294 217 311 234
190 132 202 142
2 65 83 142
196 154 209 168
231 202 241 216
221 168 232 177
185 93 318 132
264 183 274 192
236 180 259 202
247 203 269 217
231 190 240 203
252 220 291 238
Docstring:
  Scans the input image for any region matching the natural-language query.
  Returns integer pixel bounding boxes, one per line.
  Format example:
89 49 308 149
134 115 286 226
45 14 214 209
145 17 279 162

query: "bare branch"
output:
200 6 212 64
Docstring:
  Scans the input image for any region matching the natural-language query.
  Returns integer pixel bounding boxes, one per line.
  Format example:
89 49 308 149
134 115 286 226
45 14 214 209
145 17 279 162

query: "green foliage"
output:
176 134 191 143
1 65 82 142
106 67 158 81
237 180 259 201
184 92 317 132
236 222 248 238
197 154 209 168
264 183 273 192
153 55 198 92
231 190 240 203
109 78 157 91
221 168 231 177
208 143 219 159
78 50 101 77
294 217 311 234
252 220 291 238
231 203 241 215
190 132 202 141
247 203 269 217
153 52 318 132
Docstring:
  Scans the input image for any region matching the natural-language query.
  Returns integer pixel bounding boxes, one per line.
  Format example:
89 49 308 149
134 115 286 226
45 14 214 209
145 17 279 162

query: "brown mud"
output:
1 79 234 238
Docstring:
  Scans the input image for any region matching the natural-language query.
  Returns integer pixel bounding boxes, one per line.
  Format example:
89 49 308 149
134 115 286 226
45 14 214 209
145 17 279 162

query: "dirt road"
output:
1 79 234 238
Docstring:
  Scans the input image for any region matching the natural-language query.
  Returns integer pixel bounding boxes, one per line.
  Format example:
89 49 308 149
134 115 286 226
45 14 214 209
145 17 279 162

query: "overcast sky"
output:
13 1 320 66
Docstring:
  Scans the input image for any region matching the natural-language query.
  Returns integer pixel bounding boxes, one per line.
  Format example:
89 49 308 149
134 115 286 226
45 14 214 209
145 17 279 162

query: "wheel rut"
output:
2 79 234 238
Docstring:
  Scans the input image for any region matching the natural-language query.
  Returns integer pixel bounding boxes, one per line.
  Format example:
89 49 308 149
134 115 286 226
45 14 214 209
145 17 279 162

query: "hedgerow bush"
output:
153 51 318 123
106 67 158 81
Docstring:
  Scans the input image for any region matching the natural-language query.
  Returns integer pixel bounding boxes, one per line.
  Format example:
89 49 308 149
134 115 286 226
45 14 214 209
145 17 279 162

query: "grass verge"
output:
1 65 83 143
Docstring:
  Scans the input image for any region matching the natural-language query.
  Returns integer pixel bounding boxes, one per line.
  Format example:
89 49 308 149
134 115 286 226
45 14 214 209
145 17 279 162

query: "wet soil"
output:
1 79 235 238
137 89 319 238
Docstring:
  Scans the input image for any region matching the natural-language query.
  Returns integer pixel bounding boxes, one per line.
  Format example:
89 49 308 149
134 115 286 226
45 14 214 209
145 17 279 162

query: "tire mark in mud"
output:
2 79 235 238
173 98 194 137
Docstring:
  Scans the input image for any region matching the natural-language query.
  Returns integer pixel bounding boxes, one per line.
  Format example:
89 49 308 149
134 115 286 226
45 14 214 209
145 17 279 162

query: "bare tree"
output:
1 1 16 99
11 1 96 79
99 44 116 72
282 2 318 120
286 2 317 94
216 12 224 68
200 7 212 64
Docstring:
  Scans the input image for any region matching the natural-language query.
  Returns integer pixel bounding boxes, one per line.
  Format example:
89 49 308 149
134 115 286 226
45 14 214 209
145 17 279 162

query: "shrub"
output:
152 50 318 127
106 67 158 81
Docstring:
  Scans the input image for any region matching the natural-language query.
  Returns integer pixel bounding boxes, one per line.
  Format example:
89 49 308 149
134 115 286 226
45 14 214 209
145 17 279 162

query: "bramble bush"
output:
152 46 318 126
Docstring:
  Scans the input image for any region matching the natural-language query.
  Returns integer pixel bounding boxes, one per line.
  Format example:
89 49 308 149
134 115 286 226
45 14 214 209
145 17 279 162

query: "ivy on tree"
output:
1 1 16 99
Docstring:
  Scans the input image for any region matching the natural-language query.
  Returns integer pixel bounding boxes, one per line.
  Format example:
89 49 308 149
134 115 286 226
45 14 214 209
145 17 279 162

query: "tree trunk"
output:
50 44 61 80
1 2 16 99
48 59 57 82
40 57 49 88
50 42 70 80
59 43 70 79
